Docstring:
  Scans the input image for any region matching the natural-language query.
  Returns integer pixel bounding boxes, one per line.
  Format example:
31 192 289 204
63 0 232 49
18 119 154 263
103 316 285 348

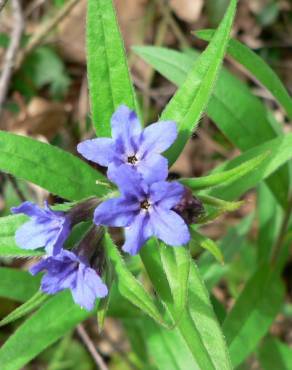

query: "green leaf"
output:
258 336 292 370
103 233 165 325
0 131 108 201
223 266 284 367
207 133 292 202
159 0 237 165
142 316 199 370
133 46 289 207
0 268 40 302
87 0 138 136
181 152 268 191
257 184 282 264
0 291 92 370
190 227 223 263
198 214 254 290
0 215 45 257
140 239 190 323
0 291 48 327
141 243 232 370
195 29 292 120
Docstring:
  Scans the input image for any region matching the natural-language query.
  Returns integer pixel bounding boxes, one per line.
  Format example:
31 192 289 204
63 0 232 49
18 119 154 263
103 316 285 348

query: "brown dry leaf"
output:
170 0 204 23
11 97 71 140
57 0 87 64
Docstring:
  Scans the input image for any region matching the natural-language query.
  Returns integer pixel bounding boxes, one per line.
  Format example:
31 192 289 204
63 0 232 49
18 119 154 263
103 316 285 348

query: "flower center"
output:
127 155 138 165
140 200 150 210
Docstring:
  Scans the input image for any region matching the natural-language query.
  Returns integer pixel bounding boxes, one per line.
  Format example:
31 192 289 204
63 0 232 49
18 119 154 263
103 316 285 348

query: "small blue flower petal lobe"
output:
111 105 142 145
122 212 152 255
11 201 46 218
30 250 108 311
12 201 70 255
15 219 57 250
150 207 190 246
72 266 108 311
94 197 138 227
77 138 115 166
137 154 168 183
138 121 177 156
107 164 148 200
150 181 184 209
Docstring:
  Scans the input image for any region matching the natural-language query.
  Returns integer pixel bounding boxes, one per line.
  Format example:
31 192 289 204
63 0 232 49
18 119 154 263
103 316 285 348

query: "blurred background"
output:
0 0 292 369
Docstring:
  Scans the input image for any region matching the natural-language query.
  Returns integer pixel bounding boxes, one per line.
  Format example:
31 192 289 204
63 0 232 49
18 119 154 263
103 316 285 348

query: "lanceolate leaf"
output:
142 317 198 370
0 291 48 327
258 336 292 370
0 291 92 370
87 0 138 136
208 133 292 202
190 228 223 263
0 215 44 257
0 131 108 201
223 266 284 367
160 0 237 165
0 268 40 302
103 233 165 325
196 29 292 120
141 242 232 370
133 46 289 206
181 152 268 191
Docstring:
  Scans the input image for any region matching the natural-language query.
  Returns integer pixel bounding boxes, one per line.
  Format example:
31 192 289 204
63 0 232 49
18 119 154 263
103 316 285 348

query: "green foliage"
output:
160 0 237 165
0 268 40 302
258 336 292 370
133 46 290 206
223 266 284 367
141 241 232 370
195 30 292 120
87 0 138 136
0 291 92 370
104 233 165 325
0 130 108 201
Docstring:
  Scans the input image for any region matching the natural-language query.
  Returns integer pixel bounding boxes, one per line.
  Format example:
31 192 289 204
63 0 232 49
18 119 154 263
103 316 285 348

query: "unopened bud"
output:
173 188 203 224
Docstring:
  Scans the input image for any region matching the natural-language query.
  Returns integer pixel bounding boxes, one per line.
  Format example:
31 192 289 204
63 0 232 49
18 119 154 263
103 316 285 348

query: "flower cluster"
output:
12 105 202 310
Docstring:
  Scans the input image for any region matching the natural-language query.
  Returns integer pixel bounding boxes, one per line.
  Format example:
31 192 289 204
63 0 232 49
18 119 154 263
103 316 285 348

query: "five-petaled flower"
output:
11 201 71 256
30 249 108 311
77 105 177 183
94 165 190 255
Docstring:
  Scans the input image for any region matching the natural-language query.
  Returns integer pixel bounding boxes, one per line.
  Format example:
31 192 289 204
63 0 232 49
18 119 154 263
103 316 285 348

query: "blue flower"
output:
11 201 71 256
30 249 108 311
94 165 190 255
77 105 177 183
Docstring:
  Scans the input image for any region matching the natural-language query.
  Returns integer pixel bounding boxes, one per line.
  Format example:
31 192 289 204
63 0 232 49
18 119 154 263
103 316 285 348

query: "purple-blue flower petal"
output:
122 212 152 255
77 138 115 166
150 181 184 209
150 206 190 246
111 105 142 151
11 201 47 218
137 121 177 156
30 250 107 311
107 164 148 200
136 154 168 184
94 197 138 227
12 202 70 255
72 266 108 311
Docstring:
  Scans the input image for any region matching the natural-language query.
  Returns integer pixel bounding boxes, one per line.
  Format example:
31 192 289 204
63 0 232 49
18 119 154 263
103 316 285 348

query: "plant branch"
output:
0 0 24 118
76 324 108 370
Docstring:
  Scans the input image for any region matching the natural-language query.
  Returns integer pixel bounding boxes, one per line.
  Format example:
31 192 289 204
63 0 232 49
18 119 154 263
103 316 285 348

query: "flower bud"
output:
173 187 203 224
